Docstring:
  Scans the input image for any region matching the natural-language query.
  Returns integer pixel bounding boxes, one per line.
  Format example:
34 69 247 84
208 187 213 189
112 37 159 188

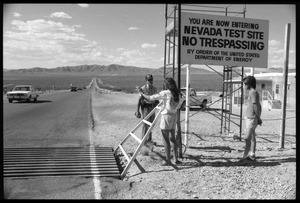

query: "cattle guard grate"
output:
4 147 121 179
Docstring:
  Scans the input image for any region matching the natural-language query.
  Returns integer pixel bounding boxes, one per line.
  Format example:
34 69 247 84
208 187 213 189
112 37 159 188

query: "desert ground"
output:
91 88 296 199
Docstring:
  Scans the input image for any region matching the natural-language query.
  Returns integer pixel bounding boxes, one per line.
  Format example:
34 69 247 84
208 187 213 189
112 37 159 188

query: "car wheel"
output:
8 99 13 103
27 96 31 103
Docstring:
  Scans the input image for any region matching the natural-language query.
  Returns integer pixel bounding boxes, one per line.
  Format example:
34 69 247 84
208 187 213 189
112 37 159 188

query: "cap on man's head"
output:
145 74 153 81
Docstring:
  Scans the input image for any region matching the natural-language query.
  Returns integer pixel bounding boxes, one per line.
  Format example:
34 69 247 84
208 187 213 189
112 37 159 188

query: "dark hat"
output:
145 74 153 81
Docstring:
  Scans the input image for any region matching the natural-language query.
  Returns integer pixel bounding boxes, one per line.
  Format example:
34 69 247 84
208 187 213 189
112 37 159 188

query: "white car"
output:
180 88 212 109
7 85 39 103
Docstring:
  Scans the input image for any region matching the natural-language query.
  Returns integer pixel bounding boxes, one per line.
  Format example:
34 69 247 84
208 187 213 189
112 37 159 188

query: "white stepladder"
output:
114 101 163 179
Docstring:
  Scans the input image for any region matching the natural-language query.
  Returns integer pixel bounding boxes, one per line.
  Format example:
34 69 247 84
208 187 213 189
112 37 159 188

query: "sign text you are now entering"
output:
180 12 269 68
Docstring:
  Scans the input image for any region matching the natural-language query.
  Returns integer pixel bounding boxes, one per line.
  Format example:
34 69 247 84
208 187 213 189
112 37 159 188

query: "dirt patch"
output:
91 90 296 199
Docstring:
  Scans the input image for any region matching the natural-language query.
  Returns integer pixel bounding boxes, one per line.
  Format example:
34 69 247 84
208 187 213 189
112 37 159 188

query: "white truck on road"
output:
7 85 39 103
180 88 212 109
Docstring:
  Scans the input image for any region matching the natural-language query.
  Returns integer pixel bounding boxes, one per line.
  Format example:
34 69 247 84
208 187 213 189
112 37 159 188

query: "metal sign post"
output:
184 64 191 148
279 23 291 149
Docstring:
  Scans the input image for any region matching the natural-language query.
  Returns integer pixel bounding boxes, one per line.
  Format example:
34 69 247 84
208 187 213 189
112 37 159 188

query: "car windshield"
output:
181 89 196 96
14 87 30 91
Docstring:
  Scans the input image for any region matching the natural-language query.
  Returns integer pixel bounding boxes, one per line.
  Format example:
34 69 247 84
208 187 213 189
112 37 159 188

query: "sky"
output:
3 4 296 70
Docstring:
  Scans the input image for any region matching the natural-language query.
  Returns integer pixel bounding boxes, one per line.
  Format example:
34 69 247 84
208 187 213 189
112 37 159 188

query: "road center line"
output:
89 92 102 199
89 137 102 199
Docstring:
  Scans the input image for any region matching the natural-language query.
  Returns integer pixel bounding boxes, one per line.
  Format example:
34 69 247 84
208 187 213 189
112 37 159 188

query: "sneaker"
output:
238 157 247 162
238 157 249 165
247 155 256 162
173 160 182 165
147 140 157 146
160 161 169 166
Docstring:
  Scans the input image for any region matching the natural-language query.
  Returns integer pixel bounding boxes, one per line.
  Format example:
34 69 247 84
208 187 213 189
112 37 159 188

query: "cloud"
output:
268 39 284 56
50 12 72 19
128 27 139 31
121 49 145 58
10 19 78 33
112 49 160 68
141 43 160 49
13 12 21 17
72 24 81 29
116 48 125 52
78 4 89 8
125 56 154 68
266 39 296 68
4 19 105 65
269 47 284 55
269 39 281 47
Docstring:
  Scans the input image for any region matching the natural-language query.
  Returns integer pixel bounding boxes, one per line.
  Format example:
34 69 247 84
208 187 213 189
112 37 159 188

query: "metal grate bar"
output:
4 147 121 179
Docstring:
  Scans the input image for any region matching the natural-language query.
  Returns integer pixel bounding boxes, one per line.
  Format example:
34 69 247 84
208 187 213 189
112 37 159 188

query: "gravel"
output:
91 90 296 199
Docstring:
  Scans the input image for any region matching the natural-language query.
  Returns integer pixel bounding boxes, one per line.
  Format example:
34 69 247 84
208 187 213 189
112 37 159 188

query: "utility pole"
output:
279 23 291 148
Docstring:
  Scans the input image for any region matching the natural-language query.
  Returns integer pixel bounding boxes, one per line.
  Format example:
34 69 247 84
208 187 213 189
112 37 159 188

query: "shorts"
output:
160 113 177 130
244 117 258 140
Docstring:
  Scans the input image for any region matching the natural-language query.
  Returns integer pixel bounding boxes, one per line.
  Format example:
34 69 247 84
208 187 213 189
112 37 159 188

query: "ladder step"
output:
129 133 142 143
114 100 164 179
118 145 130 162
142 120 152 126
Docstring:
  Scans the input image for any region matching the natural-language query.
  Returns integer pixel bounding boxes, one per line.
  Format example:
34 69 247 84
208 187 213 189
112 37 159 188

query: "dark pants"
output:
141 104 155 142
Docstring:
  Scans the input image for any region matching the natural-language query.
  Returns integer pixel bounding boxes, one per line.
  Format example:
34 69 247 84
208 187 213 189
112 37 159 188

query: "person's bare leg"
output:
161 129 171 164
170 129 179 163
249 131 256 158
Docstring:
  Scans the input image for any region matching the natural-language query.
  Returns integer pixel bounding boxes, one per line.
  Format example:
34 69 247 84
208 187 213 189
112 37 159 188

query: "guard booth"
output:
163 4 269 157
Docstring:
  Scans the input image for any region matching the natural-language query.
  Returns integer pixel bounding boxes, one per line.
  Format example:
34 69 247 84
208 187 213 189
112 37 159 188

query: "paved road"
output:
3 89 92 148
3 88 99 199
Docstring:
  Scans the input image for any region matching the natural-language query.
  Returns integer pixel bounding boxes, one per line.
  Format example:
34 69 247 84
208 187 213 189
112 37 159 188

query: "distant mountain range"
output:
3 64 295 75
3 64 214 75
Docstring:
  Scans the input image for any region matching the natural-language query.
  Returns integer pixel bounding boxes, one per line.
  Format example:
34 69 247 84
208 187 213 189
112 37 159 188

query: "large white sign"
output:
181 12 269 68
